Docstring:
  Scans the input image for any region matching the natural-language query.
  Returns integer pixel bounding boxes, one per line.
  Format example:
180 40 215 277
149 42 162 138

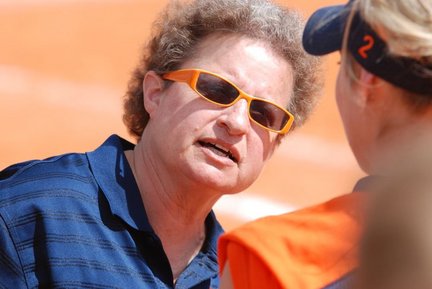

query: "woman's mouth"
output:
198 141 238 163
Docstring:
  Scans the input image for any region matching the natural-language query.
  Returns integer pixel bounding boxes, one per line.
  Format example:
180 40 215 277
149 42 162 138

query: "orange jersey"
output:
218 192 367 289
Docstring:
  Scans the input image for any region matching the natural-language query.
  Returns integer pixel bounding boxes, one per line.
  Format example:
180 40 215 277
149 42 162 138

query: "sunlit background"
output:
0 0 364 230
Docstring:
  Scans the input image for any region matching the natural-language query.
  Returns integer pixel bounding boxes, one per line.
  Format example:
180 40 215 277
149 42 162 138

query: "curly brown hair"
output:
123 0 323 140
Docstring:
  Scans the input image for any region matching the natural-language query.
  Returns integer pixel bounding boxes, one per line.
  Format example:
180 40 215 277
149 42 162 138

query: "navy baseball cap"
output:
302 0 432 95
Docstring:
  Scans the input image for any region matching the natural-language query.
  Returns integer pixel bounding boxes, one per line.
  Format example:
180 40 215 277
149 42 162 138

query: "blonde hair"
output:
341 0 432 110
358 0 432 61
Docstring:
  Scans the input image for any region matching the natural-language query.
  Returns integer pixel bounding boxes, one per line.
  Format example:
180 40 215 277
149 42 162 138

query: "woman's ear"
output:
359 67 376 87
356 67 380 107
143 70 165 117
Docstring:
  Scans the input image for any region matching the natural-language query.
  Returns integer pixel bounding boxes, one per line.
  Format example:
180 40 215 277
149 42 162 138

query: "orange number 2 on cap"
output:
358 35 374 59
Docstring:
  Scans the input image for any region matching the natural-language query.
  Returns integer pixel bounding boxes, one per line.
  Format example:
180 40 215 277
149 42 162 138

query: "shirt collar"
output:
352 175 381 193
203 210 225 256
86 134 153 232
86 135 224 287
176 211 224 288
85 134 225 241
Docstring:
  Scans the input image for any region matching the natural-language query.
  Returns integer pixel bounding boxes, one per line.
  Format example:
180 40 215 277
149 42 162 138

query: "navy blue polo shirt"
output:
0 135 224 289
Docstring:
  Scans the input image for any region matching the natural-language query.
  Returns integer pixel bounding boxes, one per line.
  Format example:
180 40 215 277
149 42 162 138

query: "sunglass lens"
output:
250 100 289 131
196 73 239 105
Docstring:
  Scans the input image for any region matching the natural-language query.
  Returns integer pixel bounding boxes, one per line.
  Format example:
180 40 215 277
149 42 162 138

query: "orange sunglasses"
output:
162 69 294 134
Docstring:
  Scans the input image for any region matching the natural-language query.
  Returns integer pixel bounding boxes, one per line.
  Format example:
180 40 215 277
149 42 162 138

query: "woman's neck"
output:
124 147 217 281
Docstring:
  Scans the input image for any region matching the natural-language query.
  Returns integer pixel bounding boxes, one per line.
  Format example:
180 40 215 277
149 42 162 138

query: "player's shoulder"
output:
225 192 365 244
1 152 87 180
0 152 93 199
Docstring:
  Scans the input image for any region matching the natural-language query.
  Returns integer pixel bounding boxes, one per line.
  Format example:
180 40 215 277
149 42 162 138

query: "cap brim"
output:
302 4 349 56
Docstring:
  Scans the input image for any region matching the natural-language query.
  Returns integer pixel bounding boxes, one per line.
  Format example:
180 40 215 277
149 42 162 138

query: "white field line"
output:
276 133 359 170
0 65 122 113
0 65 357 169
214 193 296 222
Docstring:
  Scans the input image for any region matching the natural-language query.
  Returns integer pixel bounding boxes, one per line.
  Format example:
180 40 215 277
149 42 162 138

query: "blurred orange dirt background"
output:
0 0 364 231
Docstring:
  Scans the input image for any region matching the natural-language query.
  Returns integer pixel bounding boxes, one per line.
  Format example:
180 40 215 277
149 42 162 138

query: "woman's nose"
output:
216 99 250 135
